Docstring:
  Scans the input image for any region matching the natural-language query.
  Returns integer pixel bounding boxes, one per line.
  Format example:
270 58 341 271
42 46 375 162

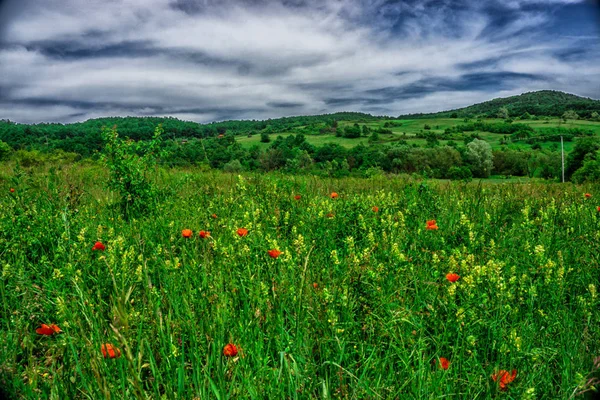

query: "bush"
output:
101 124 163 220
260 132 271 143
448 166 472 181
223 159 243 173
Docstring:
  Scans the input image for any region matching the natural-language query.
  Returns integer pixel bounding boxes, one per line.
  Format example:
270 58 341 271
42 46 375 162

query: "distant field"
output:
237 117 598 152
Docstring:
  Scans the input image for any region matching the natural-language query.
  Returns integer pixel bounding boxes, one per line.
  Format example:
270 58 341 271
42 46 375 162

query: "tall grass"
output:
0 165 599 398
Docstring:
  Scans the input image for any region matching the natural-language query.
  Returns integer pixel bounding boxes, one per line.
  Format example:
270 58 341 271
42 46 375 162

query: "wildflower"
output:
372 206 379 212
330 192 338 199
212 213 218 219
438 357 450 370
182 229 193 238
9 188 15 193
237 228 248 237
584 193 592 198
492 369 517 391
223 343 238 357
326 213 335 218
199 230 210 239
426 220 439 230
268 249 283 259
92 241 106 251
101 343 122 359
446 273 460 283
294 195 301 200
597 206 600 212
313 282 318 289
36 324 61 336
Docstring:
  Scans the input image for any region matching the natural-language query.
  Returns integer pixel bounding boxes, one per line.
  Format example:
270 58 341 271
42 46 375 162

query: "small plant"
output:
101 124 163 219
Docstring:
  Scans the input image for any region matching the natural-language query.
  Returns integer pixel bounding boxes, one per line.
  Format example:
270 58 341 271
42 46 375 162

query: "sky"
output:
0 0 599 124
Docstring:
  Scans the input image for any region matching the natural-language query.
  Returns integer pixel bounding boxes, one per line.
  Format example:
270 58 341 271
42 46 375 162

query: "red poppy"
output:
313 282 318 289
294 195 301 200
326 213 335 218
212 213 218 219
446 273 460 283
372 206 379 213
268 249 283 259
223 343 238 357
101 343 122 359
438 357 450 370
182 229 193 238
426 220 439 230
199 230 210 239
237 228 248 237
585 193 592 198
9 188 15 193
36 324 61 336
92 241 106 251
597 206 600 212
330 192 338 199
492 369 517 391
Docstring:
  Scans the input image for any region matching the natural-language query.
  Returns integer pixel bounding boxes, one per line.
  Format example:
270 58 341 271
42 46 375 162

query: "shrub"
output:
101 124 163 220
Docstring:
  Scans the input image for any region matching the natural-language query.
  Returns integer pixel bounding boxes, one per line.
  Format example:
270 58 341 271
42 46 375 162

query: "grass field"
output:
237 117 599 153
1 165 599 398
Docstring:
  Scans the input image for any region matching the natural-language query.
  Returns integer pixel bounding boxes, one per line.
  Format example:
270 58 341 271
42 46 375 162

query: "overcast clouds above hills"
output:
0 0 599 124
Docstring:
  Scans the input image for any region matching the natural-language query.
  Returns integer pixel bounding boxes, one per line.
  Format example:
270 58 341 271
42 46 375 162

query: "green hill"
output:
400 90 600 119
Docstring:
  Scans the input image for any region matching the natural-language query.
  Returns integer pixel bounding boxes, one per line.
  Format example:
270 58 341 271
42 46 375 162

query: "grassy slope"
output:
237 117 600 153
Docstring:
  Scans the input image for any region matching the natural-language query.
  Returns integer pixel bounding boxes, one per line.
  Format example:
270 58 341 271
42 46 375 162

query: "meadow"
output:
236 117 599 152
1 164 600 399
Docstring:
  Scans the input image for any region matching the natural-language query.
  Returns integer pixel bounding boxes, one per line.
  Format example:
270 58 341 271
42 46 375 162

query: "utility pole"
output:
561 135 565 183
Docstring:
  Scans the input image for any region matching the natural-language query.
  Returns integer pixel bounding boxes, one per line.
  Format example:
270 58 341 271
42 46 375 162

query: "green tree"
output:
466 139 493 178
101 124 163 220
0 140 12 160
562 110 579 121
496 107 509 119
260 132 271 143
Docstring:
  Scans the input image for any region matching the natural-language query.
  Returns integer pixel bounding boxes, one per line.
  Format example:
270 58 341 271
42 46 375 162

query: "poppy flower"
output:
268 249 283 259
9 188 15 193
492 369 517 391
372 206 379 213
313 282 318 289
36 324 61 336
597 206 600 212
326 213 335 218
212 213 218 219
223 343 238 357
237 228 248 237
92 241 106 251
446 273 460 283
101 343 122 359
199 230 210 239
182 229 193 238
438 357 450 370
426 220 439 230
585 193 592 198
330 192 338 199
294 195 301 200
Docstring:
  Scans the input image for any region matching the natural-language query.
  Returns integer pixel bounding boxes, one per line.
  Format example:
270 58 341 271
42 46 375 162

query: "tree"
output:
0 140 12 160
466 139 493 178
260 132 270 143
566 137 600 180
591 111 599 121
496 107 509 119
562 110 579 121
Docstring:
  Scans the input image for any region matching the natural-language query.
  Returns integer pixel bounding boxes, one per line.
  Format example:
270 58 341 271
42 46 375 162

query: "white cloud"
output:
0 0 597 123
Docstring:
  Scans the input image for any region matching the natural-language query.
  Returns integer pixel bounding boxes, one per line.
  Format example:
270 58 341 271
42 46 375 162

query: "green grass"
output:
1 166 599 398
239 117 599 153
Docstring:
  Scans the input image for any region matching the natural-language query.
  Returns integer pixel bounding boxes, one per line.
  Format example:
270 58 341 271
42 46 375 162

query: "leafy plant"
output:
101 124 163 219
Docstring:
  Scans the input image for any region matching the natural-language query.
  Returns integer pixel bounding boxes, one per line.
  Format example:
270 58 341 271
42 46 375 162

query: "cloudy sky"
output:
0 0 599 124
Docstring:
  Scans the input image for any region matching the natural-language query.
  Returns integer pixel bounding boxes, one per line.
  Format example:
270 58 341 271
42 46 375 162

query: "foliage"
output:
467 139 493 178
100 124 163 220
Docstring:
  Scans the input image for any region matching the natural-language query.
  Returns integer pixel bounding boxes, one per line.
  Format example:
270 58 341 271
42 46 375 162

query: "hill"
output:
399 90 600 119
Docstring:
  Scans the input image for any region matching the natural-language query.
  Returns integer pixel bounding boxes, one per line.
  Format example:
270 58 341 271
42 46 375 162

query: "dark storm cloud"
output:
0 0 598 124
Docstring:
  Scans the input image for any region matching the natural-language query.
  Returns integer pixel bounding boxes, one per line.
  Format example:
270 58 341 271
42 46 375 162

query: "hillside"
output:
399 90 600 119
